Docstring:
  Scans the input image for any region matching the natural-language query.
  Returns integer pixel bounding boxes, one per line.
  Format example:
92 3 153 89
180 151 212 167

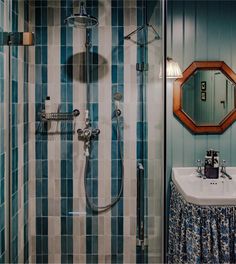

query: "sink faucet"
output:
196 160 206 179
220 160 232 180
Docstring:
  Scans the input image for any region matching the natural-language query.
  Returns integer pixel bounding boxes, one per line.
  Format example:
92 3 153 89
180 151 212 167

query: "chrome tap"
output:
220 160 232 180
196 160 206 179
196 159 202 173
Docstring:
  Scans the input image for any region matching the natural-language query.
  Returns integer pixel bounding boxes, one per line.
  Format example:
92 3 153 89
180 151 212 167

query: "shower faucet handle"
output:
92 128 100 135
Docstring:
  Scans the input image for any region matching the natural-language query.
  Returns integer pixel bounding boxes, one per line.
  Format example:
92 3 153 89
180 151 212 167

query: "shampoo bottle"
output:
45 96 51 114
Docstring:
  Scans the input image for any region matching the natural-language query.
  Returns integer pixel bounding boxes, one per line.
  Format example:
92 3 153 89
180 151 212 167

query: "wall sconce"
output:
166 57 183 79
159 57 183 79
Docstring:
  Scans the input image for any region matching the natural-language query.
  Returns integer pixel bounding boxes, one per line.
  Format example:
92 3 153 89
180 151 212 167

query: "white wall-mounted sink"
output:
172 167 236 206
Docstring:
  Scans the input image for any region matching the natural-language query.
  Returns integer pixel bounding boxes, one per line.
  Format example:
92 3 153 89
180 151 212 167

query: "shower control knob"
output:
77 129 83 136
73 109 80 117
93 128 100 135
84 129 92 138
91 128 100 139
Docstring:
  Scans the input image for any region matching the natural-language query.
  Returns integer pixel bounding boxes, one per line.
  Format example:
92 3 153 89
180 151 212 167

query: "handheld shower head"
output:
113 92 123 110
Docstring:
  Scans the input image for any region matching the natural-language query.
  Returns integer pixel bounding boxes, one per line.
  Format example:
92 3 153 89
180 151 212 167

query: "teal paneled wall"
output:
167 0 236 184
0 0 5 262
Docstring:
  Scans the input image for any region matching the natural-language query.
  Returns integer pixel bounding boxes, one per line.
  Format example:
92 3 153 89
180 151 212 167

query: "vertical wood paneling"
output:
171 0 184 167
168 0 236 172
195 1 207 60
183 0 195 166
207 1 220 60
183 0 195 68
219 2 231 65
194 0 208 158
167 1 172 56
205 1 220 151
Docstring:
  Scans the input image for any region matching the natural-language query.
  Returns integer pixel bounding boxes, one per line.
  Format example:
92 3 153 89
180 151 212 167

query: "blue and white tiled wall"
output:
0 0 30 263
11 0 30 263
0 0 6 262
24 0 164 263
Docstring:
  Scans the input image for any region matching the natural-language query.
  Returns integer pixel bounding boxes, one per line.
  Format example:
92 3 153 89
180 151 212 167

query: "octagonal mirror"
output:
173 61 236 134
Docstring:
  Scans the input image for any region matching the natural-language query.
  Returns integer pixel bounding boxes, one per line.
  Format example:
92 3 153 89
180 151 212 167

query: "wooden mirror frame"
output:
173 61 236 134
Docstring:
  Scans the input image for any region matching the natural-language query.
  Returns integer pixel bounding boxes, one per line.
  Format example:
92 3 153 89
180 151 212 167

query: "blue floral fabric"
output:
168 182 236 264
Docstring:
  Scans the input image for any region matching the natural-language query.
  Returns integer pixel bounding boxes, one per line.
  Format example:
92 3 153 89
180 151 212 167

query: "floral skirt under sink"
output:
168 182 236 264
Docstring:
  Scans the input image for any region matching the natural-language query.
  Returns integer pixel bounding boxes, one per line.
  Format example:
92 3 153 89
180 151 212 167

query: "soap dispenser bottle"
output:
204 150 219 179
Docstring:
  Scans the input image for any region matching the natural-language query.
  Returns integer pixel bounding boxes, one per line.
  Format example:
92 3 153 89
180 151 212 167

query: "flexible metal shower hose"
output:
84 111 124 213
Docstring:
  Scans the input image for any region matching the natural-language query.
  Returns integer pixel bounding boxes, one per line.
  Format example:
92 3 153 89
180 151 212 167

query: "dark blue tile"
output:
41 45 48 64
92 180 98 197
41 8 47 26
42 179 48 197
36 217 42 235
35 46 41 65
112 141 118 160
42 218 48 235
36 180 42 198
112 160 118 179
36 236 42 255
42 65 47 83
112 8 118 26
67 179 73 197
41 29 48 46
86 236 92 254
117 8 123 26
42 236 48 254
1 229 4 255
0 180 4 204
35 8 42 26
112 65 117 83
61 198 68 216
111 236 117 254
67 218 73 235
61 179 67 197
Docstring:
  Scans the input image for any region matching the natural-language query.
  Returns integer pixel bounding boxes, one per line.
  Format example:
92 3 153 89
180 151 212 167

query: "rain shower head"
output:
64 1 98 28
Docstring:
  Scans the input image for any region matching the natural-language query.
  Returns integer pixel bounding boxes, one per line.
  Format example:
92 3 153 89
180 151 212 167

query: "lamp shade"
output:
166 57 183 79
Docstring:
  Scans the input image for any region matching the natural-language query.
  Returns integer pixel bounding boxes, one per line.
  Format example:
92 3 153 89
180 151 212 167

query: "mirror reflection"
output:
182 70 236 125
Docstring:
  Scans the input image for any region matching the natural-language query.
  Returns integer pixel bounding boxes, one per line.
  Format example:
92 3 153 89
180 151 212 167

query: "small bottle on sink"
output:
204 150 219 179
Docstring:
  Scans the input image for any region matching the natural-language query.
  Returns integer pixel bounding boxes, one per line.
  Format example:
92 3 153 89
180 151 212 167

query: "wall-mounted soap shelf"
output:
40 109 80 121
